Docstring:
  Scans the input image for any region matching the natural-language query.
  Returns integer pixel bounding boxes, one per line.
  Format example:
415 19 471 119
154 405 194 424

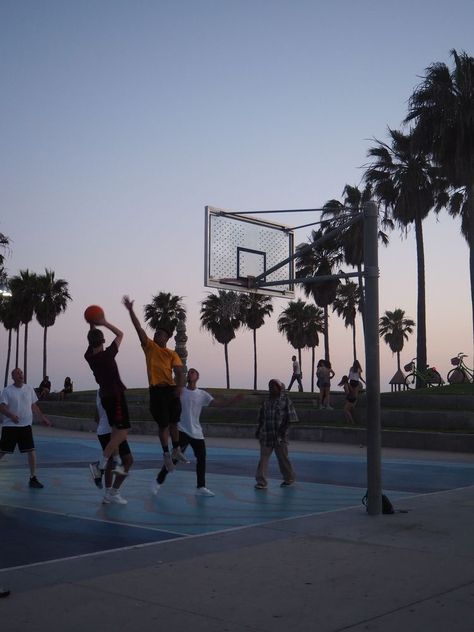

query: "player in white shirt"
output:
151 368 241 497
0 368 52 488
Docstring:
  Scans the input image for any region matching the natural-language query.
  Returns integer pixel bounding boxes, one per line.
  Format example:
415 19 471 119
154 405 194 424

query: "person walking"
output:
122 296 186 473
84 316 133 504
0 368 52 489
89 391 134 504
255 379 298 489
287 355 303 392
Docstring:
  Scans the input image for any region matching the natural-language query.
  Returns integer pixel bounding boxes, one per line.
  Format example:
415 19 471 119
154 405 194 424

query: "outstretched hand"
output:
122 295 134 311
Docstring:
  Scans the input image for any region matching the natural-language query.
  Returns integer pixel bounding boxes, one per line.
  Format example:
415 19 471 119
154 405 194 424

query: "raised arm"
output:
122 295 147 346
92 316 124 349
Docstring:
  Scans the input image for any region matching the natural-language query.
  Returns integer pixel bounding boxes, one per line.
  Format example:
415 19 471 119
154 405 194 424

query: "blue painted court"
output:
1 432 473 571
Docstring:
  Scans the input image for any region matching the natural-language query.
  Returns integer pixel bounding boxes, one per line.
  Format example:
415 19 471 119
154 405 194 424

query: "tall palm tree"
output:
406 49 474 351
304 303 325 392
240 293 273 390
9 270 39 383
295 229 343 361
144 291 186 335
0 297 20 387
332 280 363 363
364 128 446 387
200 290 242 389
277 299 310 378
35 269 72 377
379 309 415 372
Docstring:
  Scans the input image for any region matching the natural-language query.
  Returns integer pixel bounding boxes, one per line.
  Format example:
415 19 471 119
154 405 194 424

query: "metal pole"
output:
363 201 382 515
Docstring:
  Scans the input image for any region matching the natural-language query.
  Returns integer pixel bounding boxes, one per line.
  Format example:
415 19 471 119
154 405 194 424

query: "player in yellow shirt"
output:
122 296 186 472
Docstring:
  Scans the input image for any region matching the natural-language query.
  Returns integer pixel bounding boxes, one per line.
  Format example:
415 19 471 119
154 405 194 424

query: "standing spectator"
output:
317 360 335 409
254 379 298 489
0 367 52 488
287 355 303 392
338 375 356 424
348 360 365 399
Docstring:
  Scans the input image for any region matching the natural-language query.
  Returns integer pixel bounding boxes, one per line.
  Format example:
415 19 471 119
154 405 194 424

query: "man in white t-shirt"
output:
151 368 242 497
0 368 52 488
287 355 303 392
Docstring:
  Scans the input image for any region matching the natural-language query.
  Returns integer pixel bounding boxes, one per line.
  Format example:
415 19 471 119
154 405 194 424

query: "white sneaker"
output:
172 447 190 464
195 487 215 497
112 464 128 476
102 490 112 504
163 452 175 472
109 491 128 505
326 405 334 410
151 480 161 495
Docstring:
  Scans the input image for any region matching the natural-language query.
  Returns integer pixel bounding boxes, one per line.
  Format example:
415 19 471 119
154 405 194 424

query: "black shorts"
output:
349 380 360 388
149 385 181 429
0 425 35 453
98 433 131 457
99 392 131 430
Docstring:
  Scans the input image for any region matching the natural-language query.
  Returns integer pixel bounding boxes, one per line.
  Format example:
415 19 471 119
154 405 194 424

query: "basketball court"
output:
1 428 473 572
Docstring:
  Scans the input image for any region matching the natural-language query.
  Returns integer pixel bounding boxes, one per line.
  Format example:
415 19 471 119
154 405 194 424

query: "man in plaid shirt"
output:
254 379 298 489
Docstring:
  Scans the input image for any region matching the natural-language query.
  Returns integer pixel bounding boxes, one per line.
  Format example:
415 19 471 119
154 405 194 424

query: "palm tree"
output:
144 291 186 335
240 293 273 390
0 297 20 386
9 270 39 383
332 280 363 363
295 229 343 361
277 299 310 377
406 49 474 351
321 184 392 324
304 303 325 392
200 290 242 388
35 269 72 377
379 309 415 372
364 128 447 387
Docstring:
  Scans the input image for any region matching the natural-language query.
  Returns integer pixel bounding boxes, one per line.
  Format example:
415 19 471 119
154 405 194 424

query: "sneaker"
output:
151 480 161 495
29 476 44 489
172 447 190 464
109 491 128 505
102 490 112 504
195 486 215 497
254 483 267 490
326 405 334 410
112 463 128 477
163 452 175 472
0 588 10 598
89 462 103 489
280 480 295 487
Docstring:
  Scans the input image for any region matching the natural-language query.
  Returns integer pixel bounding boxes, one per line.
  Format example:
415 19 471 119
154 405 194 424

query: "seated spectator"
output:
59 376 73 400
38 376 51 400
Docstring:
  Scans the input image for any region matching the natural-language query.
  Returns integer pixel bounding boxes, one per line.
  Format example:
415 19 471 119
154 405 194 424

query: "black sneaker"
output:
0 588 10 598
89 462 104 488
29 476 44 489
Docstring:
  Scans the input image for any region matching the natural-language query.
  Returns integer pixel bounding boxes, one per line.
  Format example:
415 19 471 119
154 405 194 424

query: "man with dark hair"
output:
84 314 133 505
122 295 185 473
0 368 52 489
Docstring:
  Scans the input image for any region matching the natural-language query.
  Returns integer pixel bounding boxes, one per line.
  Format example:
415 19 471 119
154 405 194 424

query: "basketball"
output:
84 305 105 324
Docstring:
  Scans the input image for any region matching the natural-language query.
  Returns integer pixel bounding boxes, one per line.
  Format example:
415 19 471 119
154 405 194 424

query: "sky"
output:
0 0 472 393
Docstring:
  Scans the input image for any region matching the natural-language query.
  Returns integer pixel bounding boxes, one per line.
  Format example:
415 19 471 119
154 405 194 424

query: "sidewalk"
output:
1 432 473 631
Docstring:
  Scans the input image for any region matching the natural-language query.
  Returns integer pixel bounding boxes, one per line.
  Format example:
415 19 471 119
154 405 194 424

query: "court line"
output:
0 501 189 537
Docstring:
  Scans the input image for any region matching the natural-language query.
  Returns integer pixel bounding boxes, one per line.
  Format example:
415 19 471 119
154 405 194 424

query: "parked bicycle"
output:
447 353 474 384
404 358 443 389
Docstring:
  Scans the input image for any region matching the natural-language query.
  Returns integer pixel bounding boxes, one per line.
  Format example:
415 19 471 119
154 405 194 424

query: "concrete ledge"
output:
45 416 474 453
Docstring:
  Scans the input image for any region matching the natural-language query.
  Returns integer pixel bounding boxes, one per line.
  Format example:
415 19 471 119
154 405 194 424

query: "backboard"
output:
204 206 295 298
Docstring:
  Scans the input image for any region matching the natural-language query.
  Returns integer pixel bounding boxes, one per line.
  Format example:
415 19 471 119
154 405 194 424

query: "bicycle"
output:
403 358 443 389
447 353 474 384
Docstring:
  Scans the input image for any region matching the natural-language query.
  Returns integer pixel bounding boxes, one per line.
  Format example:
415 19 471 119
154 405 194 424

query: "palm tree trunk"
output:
23 323 29 383
43 326 48 377
357 263 366 334
4 329 12 387
414 215 427 389
224 342 230 389
311 346 315 392
352 321 357 363
469 184 474 364
323 306 329 361
397 350 401 372
253 328 257 391
15 327 19 367
297 348 302 378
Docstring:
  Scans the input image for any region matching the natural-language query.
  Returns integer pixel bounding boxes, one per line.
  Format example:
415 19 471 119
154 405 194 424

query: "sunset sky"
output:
0 0 472 393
